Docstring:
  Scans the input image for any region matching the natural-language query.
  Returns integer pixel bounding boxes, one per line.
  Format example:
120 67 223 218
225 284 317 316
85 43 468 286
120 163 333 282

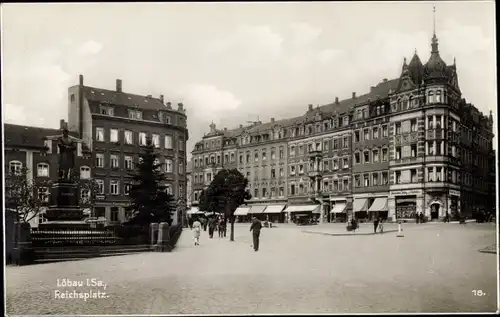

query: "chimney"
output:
335 97 339 104
224 127 228 132
239 124 243 128
370 86 376 93
271 118 275 123
352 92 356 99
79 74 84 86
177 102 184 112
146 94 152 98
308 104 313 111
166 102 172 109
116 79 122 92
60 119 65 129
160 95 164 103
383 78 388 83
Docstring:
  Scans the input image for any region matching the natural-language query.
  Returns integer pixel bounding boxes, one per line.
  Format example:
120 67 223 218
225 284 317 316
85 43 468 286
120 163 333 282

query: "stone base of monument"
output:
39 181 90 230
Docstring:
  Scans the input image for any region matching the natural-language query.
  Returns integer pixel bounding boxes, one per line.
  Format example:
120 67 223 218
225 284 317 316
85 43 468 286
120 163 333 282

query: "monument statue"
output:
57 127 76 181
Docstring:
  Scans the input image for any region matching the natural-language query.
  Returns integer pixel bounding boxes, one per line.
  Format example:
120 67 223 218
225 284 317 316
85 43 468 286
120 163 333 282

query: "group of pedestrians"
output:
190 216 263 252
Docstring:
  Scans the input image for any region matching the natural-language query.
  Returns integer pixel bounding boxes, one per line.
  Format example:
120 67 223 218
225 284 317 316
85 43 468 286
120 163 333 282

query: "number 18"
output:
472 290 485 296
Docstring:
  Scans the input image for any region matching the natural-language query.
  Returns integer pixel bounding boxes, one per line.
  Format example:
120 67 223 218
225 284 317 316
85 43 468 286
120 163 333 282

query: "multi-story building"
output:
186 160 193 207
191 30 495 222
67 75 189 225
4 120 91 228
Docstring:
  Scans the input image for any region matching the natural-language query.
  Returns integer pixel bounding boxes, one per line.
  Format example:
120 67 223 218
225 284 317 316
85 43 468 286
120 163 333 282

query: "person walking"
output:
250 217 263 252
192 219 202 246
208 217 216 239
378 218 384 233
373 217 380 234
351 217 358 233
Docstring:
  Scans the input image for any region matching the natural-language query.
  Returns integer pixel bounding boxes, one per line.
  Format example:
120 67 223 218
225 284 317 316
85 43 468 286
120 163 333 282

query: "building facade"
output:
4 121 91 228
67 75 189 225
190 31 495 222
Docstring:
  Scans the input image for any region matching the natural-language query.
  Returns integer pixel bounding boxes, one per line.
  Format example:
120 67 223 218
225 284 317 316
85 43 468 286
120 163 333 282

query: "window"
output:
382 172 388 185
323 160 329 171
435 116 442 129
436 91 442 103
343 157 349 168
410 119 417 132
364 175 370 187
382 125 388 137
372 173 379 186
96 127 104 141
279 148 284 159
373 127 379 139
323 141 329 151
239 155 243 164
80 166 91 179
110 129 119 143
96 153 104 168
124 156 133 170
333 159 339 169
271 169 276 178
271 149 276 160
373 150 379 163
395 171 402 184
395 123 401 135
128 110 142 120
217 155 221 164
364 151 370 164
279 168 284 177
110 207 119 222
354 131 360 142
343 137 348 148
207 173 212 182
402 145 411 158
124 183 132 195
364 129 369 140
152 134 160 148
178 138 184 151
37 163 49 177
411 144 417 157
410 169 417 182
354 175 360 187
436 141 442 155
179 160 184 174
343 116 349 126
382 148 388 161
333 180 339 191
354 152 361 164
96 179 104 194
165 159 173 173
262 188 267 197
308 144 313 152
110 155 119 168
138 132 147 146
427 141 434 155
427 91 434 103
246 154 250 163
254 188 259 198
299 164 304 174
279 187 284 197
165 184 173 195
165 135 173 149
262 151 267 161
427 116 434 129
395 147 401 160
290 166 296 175
436 167 442 181
254 152 259 162
124 130 133 144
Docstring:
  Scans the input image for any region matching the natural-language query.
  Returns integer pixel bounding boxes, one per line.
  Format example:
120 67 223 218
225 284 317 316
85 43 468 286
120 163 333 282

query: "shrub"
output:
111 225 149 245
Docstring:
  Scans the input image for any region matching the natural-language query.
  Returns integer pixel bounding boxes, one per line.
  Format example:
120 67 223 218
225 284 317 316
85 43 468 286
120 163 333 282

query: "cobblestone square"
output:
6 222 497 314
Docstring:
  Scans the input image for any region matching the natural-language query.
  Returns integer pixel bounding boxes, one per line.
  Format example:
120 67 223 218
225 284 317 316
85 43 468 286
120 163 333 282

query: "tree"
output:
126 138 176 226
5 167 51 223
199 169 251 241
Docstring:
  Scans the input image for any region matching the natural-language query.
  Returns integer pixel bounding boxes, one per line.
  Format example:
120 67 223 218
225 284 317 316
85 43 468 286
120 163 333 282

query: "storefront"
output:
262 205 286 223
353 198 368 220
395 196 417 219
283 205 320 224
234 206 251 222
330 201 347 223
368 197 388 220
248 205 267 221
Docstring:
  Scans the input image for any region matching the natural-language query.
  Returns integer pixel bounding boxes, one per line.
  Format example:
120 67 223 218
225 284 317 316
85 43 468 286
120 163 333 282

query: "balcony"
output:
308 150 323 158
393 132 419 146
308 170 323 178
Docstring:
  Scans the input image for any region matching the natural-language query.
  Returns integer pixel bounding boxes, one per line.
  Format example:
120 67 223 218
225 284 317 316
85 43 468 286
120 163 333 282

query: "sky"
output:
2 2 497 159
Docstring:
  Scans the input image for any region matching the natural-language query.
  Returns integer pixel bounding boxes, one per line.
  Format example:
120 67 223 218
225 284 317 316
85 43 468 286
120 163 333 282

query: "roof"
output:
82 86 181 112
4 123 89 151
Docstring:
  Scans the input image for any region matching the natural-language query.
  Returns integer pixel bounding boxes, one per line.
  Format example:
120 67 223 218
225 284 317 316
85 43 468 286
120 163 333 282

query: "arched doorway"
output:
430 202 440 220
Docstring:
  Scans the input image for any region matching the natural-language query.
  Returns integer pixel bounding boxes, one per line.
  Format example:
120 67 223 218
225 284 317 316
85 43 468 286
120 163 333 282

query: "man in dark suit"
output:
250 217 263 252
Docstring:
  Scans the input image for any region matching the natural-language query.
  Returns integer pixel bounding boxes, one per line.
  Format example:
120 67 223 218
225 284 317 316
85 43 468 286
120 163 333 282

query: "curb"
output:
302 229 398 237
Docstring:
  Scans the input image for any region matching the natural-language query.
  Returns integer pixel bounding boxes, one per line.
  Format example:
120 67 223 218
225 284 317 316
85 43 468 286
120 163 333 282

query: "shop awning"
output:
248 205 266 214
331 203 346 214
263 205 285 214
368 198 388 212
283 205 320 213
353 199 368 212
234 207 250 216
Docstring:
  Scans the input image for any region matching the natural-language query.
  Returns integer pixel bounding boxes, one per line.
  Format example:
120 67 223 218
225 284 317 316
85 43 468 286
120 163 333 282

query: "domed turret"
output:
423 33 448 83
408 50 425 85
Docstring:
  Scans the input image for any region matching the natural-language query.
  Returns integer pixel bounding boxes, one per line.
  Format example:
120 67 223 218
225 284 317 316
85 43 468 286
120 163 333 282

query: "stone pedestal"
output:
39 181 89 229
12 222 34 265
150 223 159 246
154 222 171 252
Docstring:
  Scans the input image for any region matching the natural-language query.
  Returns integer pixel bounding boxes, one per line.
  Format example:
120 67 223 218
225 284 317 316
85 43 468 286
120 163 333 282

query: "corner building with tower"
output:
190 31 495 223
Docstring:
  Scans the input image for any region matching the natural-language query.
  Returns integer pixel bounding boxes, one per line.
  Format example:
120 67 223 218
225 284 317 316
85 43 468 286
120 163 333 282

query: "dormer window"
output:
128 110 142 120
100 105 114 116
